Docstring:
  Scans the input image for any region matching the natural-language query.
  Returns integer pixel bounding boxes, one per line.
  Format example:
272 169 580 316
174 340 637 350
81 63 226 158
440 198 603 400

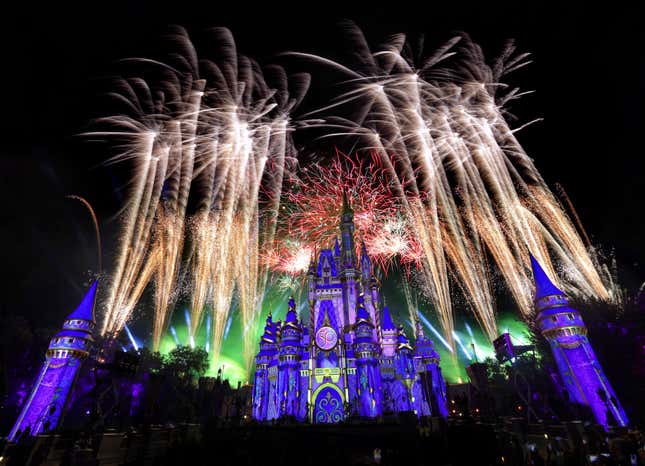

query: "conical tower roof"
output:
284 296 301 331
66 280 98 323
530 254 564 299
382 306 396 331
261 313 276 343
354 294 372 325
286 297 298 322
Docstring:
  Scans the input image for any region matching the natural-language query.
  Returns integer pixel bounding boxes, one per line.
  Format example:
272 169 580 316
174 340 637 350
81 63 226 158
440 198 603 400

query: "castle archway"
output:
311 383 344 424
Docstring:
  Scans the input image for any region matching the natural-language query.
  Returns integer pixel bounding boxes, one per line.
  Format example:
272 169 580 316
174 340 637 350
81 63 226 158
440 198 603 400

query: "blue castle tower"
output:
531 256 628 428
9 281 98 441
251 199 448 423
413 320 449 418
353 294 382 417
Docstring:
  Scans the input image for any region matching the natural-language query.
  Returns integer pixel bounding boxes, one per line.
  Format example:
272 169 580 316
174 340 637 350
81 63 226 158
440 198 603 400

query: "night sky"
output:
1 1 642 331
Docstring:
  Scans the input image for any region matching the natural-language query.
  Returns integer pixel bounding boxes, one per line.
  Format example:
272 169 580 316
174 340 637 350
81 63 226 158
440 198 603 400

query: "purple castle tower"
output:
531 256 628 428
353 294 382 417
277 297 303 418
413 320 449 417
252 313 279 420
9 281 98 441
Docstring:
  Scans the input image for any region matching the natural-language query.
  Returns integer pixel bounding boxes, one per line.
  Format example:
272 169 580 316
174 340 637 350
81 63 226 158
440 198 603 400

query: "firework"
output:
97 23 617 370
270 153 412 273
96 26 309 369
288 24 616 345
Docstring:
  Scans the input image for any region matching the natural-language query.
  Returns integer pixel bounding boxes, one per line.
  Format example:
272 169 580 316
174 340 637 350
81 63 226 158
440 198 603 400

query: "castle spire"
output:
529 254 564 300
261 313 277 343
360 240 372 281
354 293 373 327
342 188 353 215
284 296 300 329
415 319 426 340
8 281 99 441
339 190 359 325
67 280 98 323
333 237 341 257
532 254 629 428
381 306 396 331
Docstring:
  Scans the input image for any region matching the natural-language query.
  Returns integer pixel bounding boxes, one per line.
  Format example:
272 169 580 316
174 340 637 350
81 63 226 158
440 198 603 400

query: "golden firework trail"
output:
291 24 616 346
94 23 617 368
94 27 309 367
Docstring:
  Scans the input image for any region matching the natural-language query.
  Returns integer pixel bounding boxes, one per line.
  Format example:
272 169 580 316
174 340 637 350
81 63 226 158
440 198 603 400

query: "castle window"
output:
568 313 574 320
551 316 557 322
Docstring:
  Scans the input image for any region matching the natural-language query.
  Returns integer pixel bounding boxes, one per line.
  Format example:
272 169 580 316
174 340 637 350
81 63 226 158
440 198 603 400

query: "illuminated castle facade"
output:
8 281 98 441
531 256 628 428
252 197 448 423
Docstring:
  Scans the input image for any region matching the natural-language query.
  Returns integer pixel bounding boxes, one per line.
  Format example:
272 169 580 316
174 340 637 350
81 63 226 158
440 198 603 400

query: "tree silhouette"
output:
162 346 209 384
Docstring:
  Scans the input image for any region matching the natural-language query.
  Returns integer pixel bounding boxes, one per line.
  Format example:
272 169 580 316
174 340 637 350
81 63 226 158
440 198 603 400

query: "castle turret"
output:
340 191 359 328
531 255 628 428
381 306 397 357
370 274 382 342
414 321 448 417
252 313 279 421
396 327 415 376
277 297 303 418
352 294 382 417
307 258 316 300
340 191 357 269
360 241 372 283
393 326 415 412
9 281 98 441
333 237 341 270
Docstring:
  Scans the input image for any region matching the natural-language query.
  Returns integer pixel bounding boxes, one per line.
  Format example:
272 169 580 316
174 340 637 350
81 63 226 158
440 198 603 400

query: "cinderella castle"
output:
251 196 450 423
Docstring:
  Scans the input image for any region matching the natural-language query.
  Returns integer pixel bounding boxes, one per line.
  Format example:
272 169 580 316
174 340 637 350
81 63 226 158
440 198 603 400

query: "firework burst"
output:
268 152 414 273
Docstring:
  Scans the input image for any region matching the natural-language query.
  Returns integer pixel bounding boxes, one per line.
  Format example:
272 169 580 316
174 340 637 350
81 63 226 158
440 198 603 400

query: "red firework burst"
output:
268 151 421 274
